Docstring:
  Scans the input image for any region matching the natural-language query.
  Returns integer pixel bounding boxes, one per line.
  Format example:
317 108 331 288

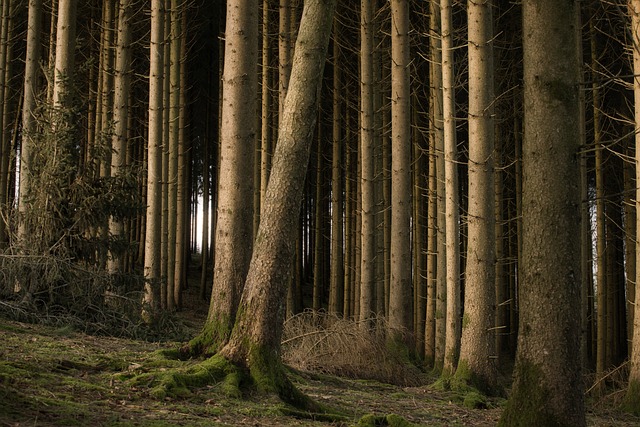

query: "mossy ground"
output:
0 295 638 426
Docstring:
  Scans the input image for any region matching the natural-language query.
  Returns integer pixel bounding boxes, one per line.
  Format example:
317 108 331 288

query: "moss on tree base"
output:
622 379 640 415
126 347 345 422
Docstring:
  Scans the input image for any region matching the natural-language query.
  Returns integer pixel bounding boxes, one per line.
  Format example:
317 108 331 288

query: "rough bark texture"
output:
499 1 586 425
218 0 336 404
456 0 497 392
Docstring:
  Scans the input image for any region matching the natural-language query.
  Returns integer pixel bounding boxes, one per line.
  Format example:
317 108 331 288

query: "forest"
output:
2 0 640 425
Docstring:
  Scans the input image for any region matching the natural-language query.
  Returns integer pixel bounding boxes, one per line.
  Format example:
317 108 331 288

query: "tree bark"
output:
625 0 640 413
456 0 497 392
142 0 165 322
218 0 336 404
388 0 413 346
441 0 460 375
499 1 586 424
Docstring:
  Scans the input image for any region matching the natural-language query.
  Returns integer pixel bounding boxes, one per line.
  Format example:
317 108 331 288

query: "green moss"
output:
181 315 233 358
462 313 471 330
622 379 640 415
355 413 416 426
498 360 569 427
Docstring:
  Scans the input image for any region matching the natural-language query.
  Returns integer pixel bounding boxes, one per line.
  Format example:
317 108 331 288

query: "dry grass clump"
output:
281 310 426 387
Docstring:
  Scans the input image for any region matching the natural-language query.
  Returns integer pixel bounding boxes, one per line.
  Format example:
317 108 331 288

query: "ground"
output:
0 288 638 426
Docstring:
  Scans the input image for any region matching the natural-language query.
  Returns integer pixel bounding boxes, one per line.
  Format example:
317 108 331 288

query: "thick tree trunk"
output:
193 0 258 353
499 1 586 425
218 0 335 405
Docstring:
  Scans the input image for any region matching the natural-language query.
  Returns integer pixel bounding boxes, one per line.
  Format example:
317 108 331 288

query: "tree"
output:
388 0 412 347
456 0 497 392
499 0 586 424
17 0 43 247
217 0 336 402
441 0 460 375
359 0 376 323
624 0 640 414
142 0 165 321
107 0 133 275
186 0 258 353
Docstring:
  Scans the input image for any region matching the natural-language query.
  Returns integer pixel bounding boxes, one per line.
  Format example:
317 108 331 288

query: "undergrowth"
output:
281 310 426 387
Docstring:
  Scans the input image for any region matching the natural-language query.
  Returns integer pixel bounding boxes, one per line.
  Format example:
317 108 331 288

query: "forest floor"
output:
0 286 639 426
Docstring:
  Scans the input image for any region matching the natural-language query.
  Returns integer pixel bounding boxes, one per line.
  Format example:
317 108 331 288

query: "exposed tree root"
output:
125 352 347 422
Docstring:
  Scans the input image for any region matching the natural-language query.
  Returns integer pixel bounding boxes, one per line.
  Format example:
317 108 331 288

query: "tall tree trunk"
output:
441 0 460 375
329 17 344 316
626 0 640 413
218 0 336 405
108 0 133 275
0 0 11 248
359 0 376 324
142 0 165 322
188 0 258 354
17 0 43 248
456 0 497 392
499 1 586 424
388 0 412 347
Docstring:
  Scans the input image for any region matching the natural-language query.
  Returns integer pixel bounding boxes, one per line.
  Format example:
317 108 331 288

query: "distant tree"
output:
16 0 43 248
108 0 133 275
499 0 586 425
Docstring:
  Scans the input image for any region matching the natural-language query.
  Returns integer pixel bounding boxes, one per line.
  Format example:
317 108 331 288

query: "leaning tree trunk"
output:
218 0 336 405
499 1 586 425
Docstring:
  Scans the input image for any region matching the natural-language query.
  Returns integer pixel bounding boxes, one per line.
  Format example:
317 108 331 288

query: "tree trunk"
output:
188 0 258 353
499 1 586 424
359 0 376 324
107 0 133 275
388 0 413 347
456 0 497 392
441 0 460 375
218 0 335 405
329 17 344 316
17 0 43 248
626 0 640 413
142 0 165 322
